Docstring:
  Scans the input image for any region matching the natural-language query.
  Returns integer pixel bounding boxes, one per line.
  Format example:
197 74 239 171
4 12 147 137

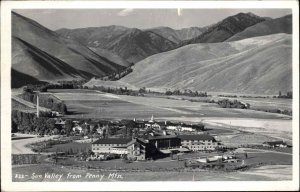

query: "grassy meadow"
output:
47 89 291 120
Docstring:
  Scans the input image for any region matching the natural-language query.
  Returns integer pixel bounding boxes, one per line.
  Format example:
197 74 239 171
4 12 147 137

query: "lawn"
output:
43 142 91 153
12 149 293 182
244 152 292 166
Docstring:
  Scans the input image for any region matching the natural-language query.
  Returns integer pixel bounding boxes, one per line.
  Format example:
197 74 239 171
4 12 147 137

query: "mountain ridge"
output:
12 11 128 87
226 14 292 41
56 25 178 63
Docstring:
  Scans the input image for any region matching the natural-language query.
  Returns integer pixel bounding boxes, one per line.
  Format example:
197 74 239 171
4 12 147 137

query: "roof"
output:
126 138 148 147
178 134 216 141
92 138 132 145
147 135 179 140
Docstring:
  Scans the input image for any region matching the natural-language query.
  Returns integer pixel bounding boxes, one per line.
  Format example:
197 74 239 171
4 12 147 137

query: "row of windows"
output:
93 144 125 147
182 140 213 143
190 145 215 148
93 148 127 151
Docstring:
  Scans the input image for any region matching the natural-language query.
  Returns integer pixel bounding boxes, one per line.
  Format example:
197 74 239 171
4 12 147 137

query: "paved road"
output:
12 134 55 154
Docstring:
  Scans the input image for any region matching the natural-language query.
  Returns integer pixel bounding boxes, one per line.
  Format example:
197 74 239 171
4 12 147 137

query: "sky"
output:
14 9 292 30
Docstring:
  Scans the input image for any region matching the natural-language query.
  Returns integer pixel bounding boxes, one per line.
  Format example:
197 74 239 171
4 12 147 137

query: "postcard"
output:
1 0 299 191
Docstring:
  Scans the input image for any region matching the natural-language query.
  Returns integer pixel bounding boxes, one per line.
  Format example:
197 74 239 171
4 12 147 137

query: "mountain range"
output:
56 26 178 63
12 11 293 94
12 12 128 87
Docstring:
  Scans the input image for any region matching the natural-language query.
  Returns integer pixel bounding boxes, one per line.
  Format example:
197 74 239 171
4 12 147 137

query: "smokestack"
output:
37 94 39 118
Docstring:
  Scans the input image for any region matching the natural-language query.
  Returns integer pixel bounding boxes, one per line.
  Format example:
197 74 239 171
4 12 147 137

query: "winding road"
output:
12 133 55 154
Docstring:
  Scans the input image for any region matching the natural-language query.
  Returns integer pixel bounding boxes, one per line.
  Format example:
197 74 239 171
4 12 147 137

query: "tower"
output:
36 94 39 118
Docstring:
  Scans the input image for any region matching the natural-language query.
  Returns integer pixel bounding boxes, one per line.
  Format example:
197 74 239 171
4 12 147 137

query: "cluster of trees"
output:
240 95 270 99
23 84 48 92
254 108 292 116
47 80 87 90
275 91 292 99
99 66 133 81
12 110 55 135
165 89 208 97
90 85 142 96
23 80 88 92
218 94 238 98
217 99 250 109
20 89 67 114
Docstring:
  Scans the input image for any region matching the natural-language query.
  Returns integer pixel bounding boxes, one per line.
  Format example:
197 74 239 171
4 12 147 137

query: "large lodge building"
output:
91 116 222 160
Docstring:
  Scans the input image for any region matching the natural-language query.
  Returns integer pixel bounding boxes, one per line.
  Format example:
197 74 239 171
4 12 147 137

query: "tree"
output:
12 119 18 133
65 120 73 136
46 118 56 131
139 87 146 94
52 128 60 135
91 124 99 134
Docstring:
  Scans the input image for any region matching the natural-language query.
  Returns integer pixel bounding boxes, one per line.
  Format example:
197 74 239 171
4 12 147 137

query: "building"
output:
180 124 194 132
71 121 83 134
92 129 186 160
178 134 221 151
262 141 288 148
142 131 188 156
126 138 147 161
145 115 161 130
54 118 65 129
92 138 132 155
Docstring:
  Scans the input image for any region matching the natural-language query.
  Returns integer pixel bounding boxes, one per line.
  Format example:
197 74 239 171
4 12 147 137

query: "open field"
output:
47 89 291 120
164 116 292 144
46 89 292 144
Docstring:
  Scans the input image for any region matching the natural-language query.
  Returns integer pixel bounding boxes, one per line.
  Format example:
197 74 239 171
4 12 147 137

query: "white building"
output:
91 138 132 154
178 134 221 151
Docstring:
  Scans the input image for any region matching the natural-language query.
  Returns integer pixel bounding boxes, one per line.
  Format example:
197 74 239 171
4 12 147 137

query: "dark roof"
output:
147 135 179 140
92 138 132 144
178 134 215 141
126 138 148 146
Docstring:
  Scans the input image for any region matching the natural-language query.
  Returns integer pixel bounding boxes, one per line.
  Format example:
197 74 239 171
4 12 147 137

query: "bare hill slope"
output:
121 34 292 94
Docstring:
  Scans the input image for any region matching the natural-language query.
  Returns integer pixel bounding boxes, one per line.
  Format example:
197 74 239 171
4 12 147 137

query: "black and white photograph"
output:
1 0 299 191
